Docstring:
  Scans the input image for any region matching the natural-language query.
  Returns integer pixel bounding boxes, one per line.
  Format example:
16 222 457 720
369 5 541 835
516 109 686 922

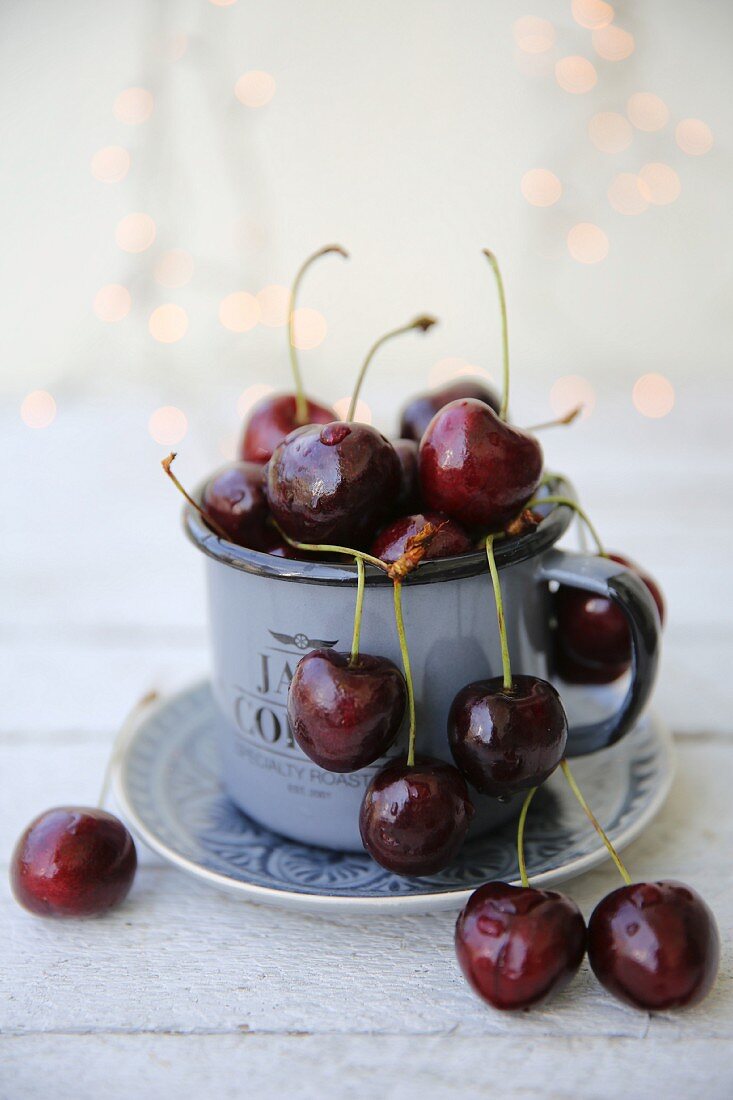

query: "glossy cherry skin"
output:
392 438 422 515
588 881 719 1010
11 807 137 918
419 400 543 532
555 553 665 679
239 393 334 465
267 421 401 546
455 882 587 1010
400 380 501 443
202 462 271 549
448 675 567 798
288 649 407 772
360 756 474 875
371 512 473 564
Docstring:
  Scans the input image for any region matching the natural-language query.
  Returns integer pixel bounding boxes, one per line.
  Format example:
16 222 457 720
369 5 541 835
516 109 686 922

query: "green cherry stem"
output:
161 453 231 542
483 249 510 421
525 494 606 557
393 581 417 767
288 244 349 425
485 535 512 691
274 529 390 574
524 404 583 433
346 314 437 423
516 786 538 888
349 555 366 666
560 759 632 886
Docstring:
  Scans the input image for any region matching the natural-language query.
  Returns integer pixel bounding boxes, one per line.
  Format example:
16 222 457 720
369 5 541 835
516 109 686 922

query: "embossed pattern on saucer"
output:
113 681 674 914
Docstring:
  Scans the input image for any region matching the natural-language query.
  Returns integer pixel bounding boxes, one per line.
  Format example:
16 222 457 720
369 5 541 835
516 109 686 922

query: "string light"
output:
550 376 595 420
638 163 681 206
555 57 598 94
149 304 189 343
627 93 669 131
633 374 675 418
256 284 290 327
521 169 562 207
567 223 609 264
115 213 156 253
21 390 56 429
235 71 276 108
571 0 614 30
154 250 195 288
90 146 130 183
592 25 634 61
113 88 154 125
334 397 372 424
607 173 649 215
291 307 327 350
675 119 714 156
588 112 633 153
94 284 132 322
236 384 275 419
148 406 188 444
513 16 556 53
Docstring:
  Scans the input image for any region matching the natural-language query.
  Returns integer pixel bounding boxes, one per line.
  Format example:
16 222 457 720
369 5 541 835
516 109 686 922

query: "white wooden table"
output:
2 391 732 1099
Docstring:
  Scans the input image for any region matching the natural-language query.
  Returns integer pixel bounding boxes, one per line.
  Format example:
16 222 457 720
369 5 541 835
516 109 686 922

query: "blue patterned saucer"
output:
113 681 674 914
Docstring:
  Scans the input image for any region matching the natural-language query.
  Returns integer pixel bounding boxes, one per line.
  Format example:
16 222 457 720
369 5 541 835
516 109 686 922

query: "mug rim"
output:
183 474 575 587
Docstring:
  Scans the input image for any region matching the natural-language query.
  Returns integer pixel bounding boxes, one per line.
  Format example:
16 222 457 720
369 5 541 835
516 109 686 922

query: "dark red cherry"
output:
588 881 719 1010
359 757 473 875
11 807 137 918
555 553 665 676
554 642 629 686
419 399 543 532
400 379 501 443
202 461 272 549
455 882 586 1010
239 393 334 465
371 512 473 564
288 649 407 772
392 438 422 515
266 421 401 546
448 675 567 798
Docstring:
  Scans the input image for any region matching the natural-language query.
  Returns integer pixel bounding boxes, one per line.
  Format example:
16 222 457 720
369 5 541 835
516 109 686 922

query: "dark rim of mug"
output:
183 475 574 586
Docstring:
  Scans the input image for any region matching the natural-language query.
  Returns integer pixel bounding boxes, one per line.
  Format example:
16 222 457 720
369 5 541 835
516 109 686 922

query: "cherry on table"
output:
448 674 567 799
288 649 407 772
239 394 334 465
11 807 137 918
588 880 719 1010
399 379 501 443
359 756 474 876
371 512 473 564
455 881 587 1010
202 461 272 549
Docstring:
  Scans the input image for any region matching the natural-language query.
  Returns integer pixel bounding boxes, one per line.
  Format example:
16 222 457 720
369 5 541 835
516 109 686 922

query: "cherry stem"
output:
525 494 606 557
161 453 230 542
349 556 365 666
485 535 512 691
275 529 390 574
98 691 159 809
288 244 349 425
560 759 632 886
393 581 417 767
483 249 510 421
516 786 537 888
346 315 437 423
524 405 583 433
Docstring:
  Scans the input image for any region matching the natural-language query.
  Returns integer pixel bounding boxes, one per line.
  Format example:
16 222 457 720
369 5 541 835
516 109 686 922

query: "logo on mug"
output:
268 629 338 651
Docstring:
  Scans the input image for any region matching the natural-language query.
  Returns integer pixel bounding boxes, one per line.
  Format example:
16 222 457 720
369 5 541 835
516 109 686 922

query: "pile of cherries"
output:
10 246 719 1018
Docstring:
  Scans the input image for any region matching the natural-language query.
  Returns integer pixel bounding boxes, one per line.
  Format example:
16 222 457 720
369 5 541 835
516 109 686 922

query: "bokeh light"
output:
237 384 275 420
632 374 675 418
555 56 597 94
607 173 649 215
161 33 188 62
627 93 669 131
513 16 556 53
592 25 634 61
292 307 327 350
154 249 195 288
209 0 237 5
235 71 276 108
567 223 609 264
521 169 562 207
90 146 130 183
675 118 714 156
113 87 154 125
21 390 56 429
428 359 495 389
115 213 156 253
257 284 290 327
638 163 681 206
588 112 633 153
572 0 614 29
148 406 188 445
333 397 372 424
219 292 261 333
149 304 189 343
550 376 596 420
93 284 132 322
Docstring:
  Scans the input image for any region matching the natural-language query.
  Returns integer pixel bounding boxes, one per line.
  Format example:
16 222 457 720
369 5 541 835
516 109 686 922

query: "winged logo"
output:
269 629 338 651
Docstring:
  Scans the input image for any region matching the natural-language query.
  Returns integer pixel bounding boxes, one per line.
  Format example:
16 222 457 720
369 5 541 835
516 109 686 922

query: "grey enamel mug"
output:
185 477 661 852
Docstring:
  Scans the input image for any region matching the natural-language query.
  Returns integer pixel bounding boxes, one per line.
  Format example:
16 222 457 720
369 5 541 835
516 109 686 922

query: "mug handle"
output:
538 548 661 756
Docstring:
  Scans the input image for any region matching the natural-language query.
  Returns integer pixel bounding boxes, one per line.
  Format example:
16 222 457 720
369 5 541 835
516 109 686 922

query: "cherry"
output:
288 649 406 772
241 395 334 465
449 674 567 798
371 512 472 564
392 438 422 515
588 881 720 1010
359 756 474 875
419 399 543 532
201 461 271 549
399 379 501 443
455 882 586 1009
11 807 137 918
